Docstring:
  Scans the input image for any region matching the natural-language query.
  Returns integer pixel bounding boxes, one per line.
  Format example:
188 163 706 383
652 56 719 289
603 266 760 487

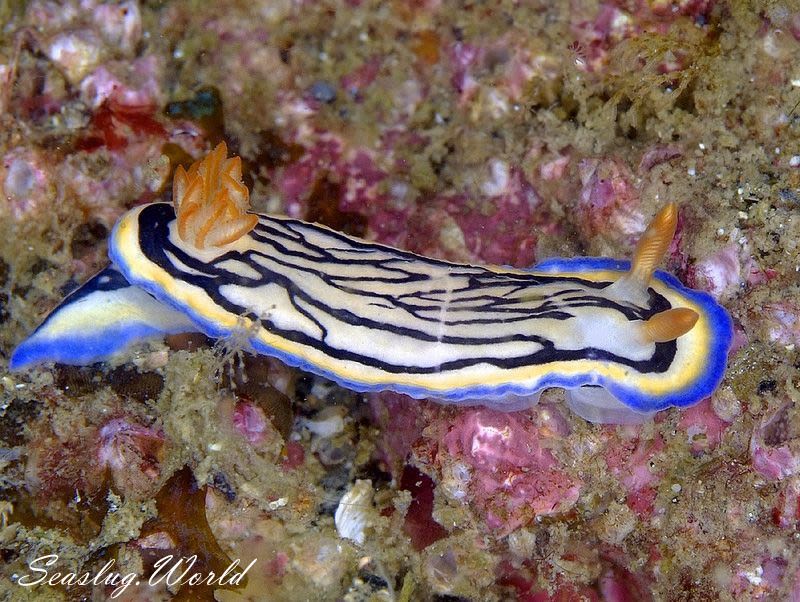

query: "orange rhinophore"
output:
629 202 678 286
641 307 699 343
173 142 258 249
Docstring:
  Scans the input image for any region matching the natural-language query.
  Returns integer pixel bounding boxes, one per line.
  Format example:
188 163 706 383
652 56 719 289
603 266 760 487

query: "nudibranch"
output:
10 143 732 423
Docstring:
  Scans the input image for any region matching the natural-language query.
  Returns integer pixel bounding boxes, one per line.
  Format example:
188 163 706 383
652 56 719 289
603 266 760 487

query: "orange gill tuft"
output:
172 142 258 249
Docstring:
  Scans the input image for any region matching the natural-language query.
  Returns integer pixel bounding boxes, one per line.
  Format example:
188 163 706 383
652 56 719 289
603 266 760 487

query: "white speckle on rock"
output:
303 406 346 438
482 159 510 196
92 1 142 56
46 30 103 84
741 565 763 586
267 497 288 510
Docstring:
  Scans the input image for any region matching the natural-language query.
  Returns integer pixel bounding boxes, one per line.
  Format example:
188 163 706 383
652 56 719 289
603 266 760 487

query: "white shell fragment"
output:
303 406 346 438
335 480 374 546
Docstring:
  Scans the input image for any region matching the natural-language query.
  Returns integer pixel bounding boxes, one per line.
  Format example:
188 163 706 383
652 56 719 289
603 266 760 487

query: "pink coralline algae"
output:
687 243 743 300
97 417 166 498
571 4 636 71
408 165 545 266
771 477 800 529
570 1 716 71
1 147 54 221
732 554 792 599
274 133 344 218
25 423 105 500
80 55 165 110
598 561 653 602
750 403 800 481
341 55 383 99
539 153 570 182
576 157 644 248
271 126 545 266
368 392 425 475
604 429 665 517
447 34 559 113
370 395 580 537
678 397 731 454
762 301 800 346
231 400 271 446
404 182 542 267
440 407 581 534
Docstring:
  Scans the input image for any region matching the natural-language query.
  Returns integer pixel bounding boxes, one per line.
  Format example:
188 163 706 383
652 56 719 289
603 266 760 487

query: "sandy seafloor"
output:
1 0 800 600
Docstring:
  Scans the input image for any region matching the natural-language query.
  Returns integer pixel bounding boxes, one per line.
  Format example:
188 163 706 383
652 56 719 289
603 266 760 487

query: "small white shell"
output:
303 406 346 438
335 480 374 546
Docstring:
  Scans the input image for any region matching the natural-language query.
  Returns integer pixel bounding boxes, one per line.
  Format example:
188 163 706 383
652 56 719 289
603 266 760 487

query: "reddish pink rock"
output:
750 404 800 481
267 551 289 581
790 565 800 601
338 149 388 211
730 321 749 356
341 56 382 98
404 171 543 267
762 301 800 346
281 441 305 470
80 55 165 109
540 154 570 181
232 401 270 446
26 424 104 499
570 1 716 72
1 147 53 222
598 564 652 602
744 255 778 288
604 431 665 516
678 397 731 454
365 205 414 249
97 417 165 497
771 478 800 529
732 554 790 598
441 408 581 533
688 244 742 300
369 392 425 475
571 4 636 72
466 165 541 266
372 399 581 535
274 134 342 217
497 560 602 602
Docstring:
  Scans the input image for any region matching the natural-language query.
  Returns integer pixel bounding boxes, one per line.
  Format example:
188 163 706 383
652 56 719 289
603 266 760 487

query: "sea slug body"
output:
11 144 733 424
